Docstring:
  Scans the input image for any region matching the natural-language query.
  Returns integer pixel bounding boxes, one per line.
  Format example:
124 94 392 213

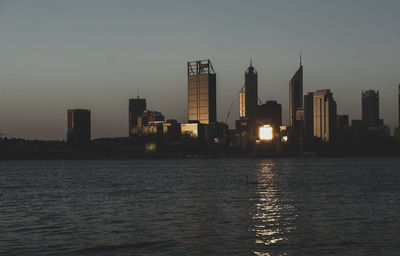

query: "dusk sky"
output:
0 0 399 140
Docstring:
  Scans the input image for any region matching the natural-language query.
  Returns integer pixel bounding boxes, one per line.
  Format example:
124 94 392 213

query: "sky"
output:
0 0 399 140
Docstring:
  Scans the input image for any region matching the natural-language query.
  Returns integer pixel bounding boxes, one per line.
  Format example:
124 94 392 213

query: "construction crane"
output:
225 102 234 123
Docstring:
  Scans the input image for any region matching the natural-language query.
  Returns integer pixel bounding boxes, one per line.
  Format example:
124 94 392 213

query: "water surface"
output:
1 158 400 255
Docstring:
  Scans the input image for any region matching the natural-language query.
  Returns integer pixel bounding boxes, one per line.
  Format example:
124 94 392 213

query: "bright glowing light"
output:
281 136 288 143
259 125 273 140
145 142 157 153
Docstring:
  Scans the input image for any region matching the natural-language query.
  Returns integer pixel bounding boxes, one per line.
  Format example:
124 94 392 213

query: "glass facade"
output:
313 89 337 141
239 89 246 118
289 64 303 127
187 60 216 124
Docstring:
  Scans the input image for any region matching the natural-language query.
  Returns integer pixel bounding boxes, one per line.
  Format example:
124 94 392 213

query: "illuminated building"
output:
239 87 246 118
362 90 382 127
138 120 180 144
131 107 180 144
255 100 282 141
67 109 91 143
133 110 164 137
313 89 337 142
259 125 273 141
181 123 204 140
129 97 146 137
289 55 303 128
187 59 216 124
255 101 282 128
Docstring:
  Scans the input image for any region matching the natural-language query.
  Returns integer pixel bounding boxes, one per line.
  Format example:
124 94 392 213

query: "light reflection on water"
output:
1 158 400 255
250 160 296 255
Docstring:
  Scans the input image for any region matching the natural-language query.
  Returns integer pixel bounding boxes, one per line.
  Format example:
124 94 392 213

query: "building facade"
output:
303 92 314 143
289 59 303 128
239 87 246 118
313 89 337 142
187 60 216 124
129 98 147 137
255 101 282 135
362 90 380 127
244 61 258 119
67 109 91 143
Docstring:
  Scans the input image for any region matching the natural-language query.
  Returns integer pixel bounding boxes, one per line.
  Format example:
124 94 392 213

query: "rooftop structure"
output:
187 59 216 124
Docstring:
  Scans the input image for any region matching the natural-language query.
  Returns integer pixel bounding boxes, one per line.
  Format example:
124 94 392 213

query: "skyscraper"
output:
289 56 303 128
313 89 337 142
129 97 147 137
362 90 380 127
187 59 216 124
303 92 314 143
67 109 91 143
244 60 258 119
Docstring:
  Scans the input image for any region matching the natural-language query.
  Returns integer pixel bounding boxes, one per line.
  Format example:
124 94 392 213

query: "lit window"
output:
259 125 273 140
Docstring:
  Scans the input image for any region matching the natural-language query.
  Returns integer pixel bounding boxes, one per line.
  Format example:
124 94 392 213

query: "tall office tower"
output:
289 56 303 127
303 92 314 141
245 60 258 119
187 59 216 124
362 90 380 127
313 89 337 142
129 97 147 137
239 86 246 118
67 109 91 143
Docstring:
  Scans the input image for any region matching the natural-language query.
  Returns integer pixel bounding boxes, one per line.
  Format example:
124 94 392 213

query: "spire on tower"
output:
250 58 253 67
300 52 302 67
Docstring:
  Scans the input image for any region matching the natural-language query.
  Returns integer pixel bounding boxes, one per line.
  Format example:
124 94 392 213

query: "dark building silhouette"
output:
396 84 400 140
303 92 314 143
336 115 351 145
67 109 91 143
255 101 282 134
235 61 260 145
129 97 147 137
245 60 258 119
336 115 349 130
394 84 400 140
362 90 381 127
289 56 303 128
187 59 216 124
313 89 337 142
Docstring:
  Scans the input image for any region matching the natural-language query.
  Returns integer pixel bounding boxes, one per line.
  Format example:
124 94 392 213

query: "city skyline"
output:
0 0 399 140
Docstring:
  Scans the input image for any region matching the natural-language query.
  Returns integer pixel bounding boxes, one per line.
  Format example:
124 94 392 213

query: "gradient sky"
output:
0 0 399 140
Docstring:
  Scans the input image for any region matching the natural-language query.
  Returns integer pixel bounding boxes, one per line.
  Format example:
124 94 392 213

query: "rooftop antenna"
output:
250 57 253 67
137 89 139 99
